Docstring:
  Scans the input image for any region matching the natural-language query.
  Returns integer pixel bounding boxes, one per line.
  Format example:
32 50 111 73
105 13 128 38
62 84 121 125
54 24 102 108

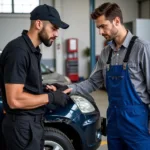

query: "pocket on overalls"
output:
124 108 148 134
107 76 125 97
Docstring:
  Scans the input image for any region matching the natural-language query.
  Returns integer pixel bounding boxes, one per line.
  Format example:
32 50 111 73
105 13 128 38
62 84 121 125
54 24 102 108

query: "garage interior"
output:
0 0 150 150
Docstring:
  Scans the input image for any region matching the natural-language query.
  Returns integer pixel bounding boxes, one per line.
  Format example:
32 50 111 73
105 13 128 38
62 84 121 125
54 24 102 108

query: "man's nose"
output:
54 30 59 37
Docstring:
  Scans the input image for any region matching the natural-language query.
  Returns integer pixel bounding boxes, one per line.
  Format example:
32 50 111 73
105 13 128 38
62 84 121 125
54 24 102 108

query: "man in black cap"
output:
0 4 71 150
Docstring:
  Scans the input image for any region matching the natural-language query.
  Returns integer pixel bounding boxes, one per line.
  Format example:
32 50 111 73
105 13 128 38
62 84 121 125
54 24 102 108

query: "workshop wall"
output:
0 0 140 78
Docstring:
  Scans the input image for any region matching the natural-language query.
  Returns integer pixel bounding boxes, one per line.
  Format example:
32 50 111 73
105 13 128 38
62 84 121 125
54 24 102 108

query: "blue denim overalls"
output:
106 36 150 150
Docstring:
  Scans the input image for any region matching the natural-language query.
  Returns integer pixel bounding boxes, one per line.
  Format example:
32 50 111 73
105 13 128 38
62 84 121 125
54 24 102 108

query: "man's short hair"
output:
91 3 123 24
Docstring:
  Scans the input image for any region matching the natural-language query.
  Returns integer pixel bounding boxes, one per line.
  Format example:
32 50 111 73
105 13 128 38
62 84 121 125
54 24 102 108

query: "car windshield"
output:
40 63 50 74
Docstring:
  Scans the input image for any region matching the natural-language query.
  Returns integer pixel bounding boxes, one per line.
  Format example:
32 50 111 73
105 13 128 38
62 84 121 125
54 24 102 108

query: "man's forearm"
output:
8 92 49 109
68 79 99 94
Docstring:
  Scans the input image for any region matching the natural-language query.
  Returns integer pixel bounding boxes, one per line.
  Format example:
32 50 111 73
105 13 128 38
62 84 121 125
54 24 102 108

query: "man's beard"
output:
39 29 52 47
103 25 118 41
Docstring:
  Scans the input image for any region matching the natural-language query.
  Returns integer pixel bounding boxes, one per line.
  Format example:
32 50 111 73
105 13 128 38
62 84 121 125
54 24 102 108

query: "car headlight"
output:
70 95 95 113
64 76 71 84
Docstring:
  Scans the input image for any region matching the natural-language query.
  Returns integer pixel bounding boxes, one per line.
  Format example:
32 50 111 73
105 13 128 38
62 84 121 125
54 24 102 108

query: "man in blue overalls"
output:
56 2 150 150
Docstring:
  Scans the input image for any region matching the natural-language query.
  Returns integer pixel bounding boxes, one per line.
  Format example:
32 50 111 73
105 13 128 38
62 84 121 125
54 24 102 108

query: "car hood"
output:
42 72 68 85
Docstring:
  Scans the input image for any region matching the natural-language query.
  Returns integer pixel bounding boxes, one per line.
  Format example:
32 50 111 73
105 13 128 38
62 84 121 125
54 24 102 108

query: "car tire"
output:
44 127 75 150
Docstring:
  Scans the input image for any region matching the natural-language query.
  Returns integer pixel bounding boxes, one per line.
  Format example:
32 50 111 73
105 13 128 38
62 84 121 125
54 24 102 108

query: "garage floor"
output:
90 90 108 150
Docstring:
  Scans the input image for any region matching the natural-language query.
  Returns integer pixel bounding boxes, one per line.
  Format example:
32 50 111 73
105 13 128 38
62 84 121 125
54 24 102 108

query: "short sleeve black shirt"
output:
0 30 45 115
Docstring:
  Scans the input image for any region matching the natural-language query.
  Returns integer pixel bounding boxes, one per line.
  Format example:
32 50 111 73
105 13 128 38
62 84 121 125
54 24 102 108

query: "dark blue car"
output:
0 92 105 150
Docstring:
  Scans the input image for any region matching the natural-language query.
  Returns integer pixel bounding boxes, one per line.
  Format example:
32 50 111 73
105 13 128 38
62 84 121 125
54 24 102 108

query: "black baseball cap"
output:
30 4 69 29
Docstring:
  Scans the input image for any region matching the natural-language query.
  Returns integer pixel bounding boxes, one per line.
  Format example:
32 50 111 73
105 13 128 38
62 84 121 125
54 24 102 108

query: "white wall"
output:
133 19 150 41
0 0 138 78
0 14 30 51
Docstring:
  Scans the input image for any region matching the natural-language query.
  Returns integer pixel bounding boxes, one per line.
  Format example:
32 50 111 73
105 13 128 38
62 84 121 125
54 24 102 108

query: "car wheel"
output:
44 127 75 150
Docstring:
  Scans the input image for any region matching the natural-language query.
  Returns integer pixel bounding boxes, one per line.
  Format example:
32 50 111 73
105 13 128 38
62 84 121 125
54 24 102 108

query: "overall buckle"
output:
107 64 110 71
123 62 127 70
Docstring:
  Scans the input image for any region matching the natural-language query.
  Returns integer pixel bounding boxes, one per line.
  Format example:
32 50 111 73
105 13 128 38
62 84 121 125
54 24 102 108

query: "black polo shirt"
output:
0 30 45 115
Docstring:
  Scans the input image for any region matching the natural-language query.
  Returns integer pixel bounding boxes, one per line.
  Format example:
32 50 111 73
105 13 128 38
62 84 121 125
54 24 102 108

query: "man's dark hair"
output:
91 2 123 24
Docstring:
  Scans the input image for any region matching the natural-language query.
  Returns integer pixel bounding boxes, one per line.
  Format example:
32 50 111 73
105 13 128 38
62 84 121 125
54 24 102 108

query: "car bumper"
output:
70 112 102 150
83 116 101 150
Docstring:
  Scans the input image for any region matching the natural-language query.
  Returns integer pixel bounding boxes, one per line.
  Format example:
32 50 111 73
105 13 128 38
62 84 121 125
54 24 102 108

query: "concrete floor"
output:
90 90 108 150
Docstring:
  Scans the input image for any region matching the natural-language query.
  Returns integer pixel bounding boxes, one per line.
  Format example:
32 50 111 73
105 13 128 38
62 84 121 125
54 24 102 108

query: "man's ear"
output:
114 17 120 26
35 20 43 30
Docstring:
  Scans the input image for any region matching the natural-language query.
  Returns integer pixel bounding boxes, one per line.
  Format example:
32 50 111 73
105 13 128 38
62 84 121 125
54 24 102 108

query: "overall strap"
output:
106 49 113 70
107 49 113 64
106 36 138 70
123 36 138 69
